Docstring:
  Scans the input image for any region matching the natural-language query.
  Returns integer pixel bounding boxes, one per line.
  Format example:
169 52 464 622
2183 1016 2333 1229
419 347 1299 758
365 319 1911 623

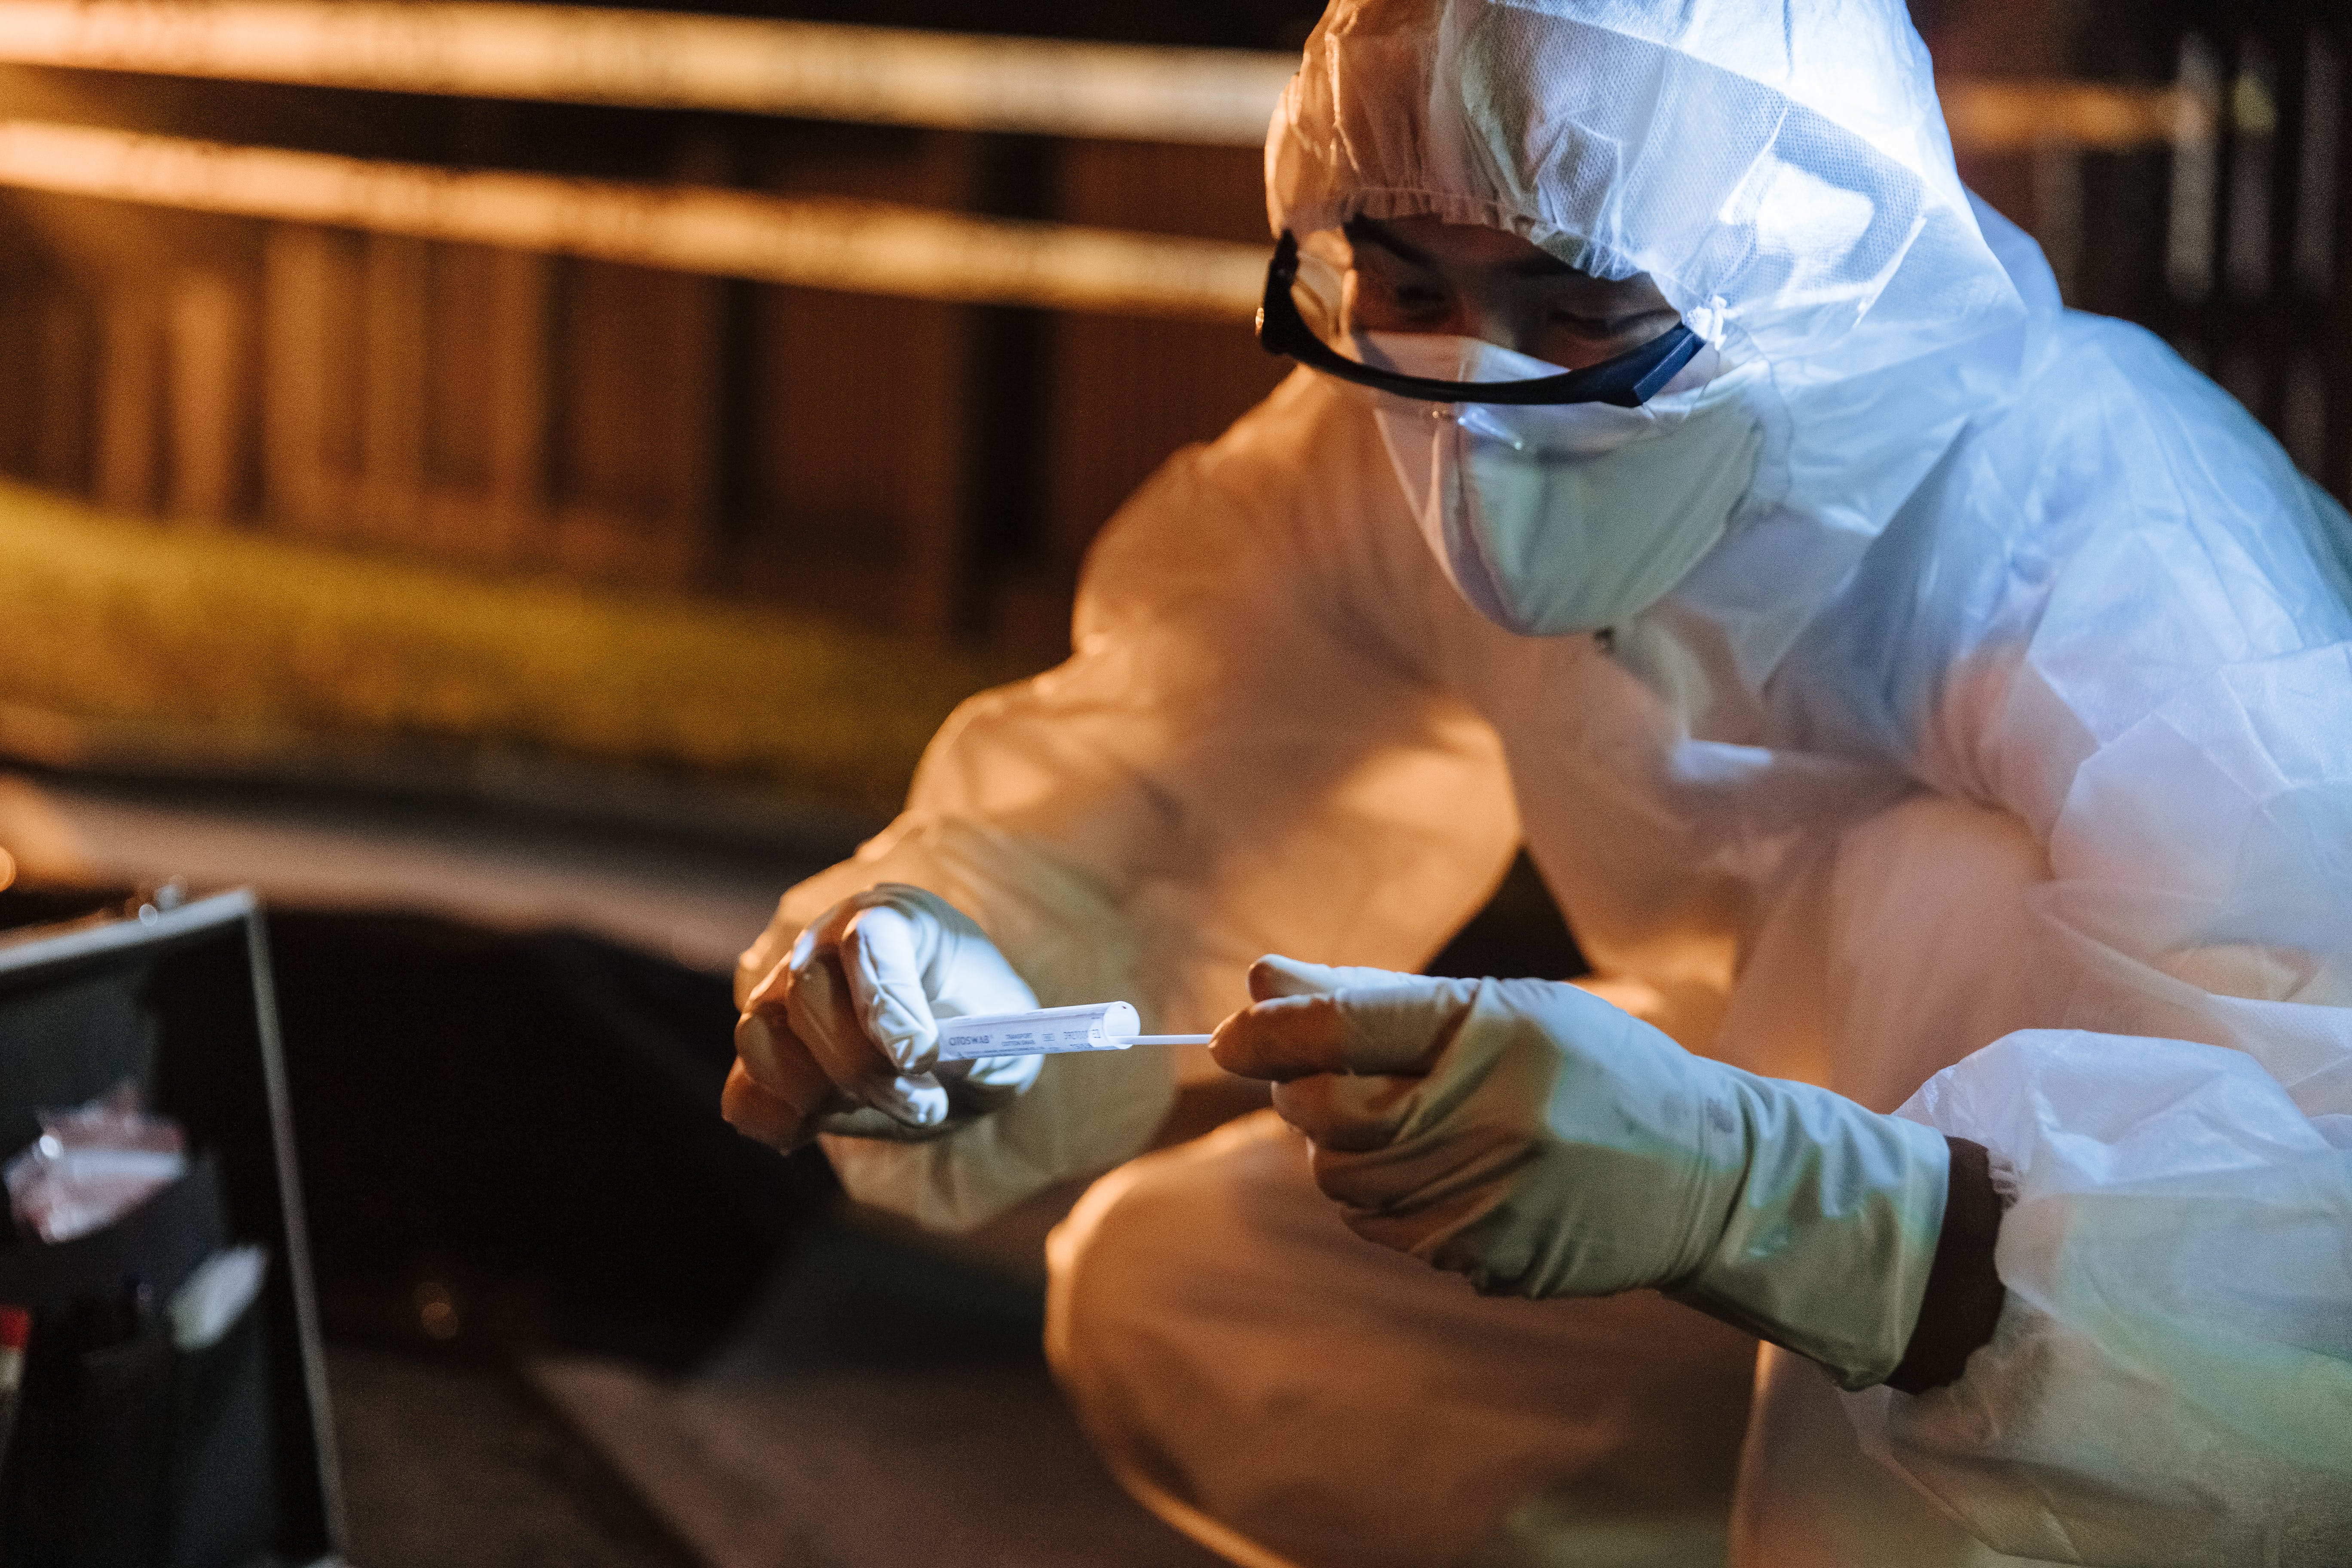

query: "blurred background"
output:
0 0 2343 827
0 0 2343 1563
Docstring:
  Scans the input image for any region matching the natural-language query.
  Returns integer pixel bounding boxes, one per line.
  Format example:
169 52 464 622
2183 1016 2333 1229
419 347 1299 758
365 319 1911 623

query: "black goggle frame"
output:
1256 231 1702 407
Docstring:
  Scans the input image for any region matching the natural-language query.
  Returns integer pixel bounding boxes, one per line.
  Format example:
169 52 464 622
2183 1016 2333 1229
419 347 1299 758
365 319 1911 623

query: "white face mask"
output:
1365 334 1764 637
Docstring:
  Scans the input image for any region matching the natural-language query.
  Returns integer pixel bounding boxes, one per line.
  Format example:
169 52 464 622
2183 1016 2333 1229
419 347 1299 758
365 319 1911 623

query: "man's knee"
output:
1047 1110 1302 1377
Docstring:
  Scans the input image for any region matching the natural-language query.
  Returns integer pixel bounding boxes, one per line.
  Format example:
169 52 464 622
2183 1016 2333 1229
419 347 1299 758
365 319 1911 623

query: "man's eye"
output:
1551 309 1666 339
1379 282 1451 312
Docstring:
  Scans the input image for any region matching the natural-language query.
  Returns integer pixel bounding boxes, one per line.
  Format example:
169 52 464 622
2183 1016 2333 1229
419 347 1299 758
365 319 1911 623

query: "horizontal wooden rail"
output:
1940 79 2203 155
0 2 1297 145
0 1 2205 153
0 120 1268 318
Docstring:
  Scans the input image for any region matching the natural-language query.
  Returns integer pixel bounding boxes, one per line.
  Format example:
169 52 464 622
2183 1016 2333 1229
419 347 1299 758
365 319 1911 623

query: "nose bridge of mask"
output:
1353 330 1741 459
1354 330 1487 383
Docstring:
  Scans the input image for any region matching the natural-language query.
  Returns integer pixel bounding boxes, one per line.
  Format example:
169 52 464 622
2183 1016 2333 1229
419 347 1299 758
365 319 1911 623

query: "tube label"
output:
934 1001 1142 1060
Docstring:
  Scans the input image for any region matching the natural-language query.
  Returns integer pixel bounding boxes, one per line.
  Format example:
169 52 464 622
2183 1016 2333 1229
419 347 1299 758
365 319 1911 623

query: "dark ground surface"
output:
329 1343 699 1568
527 1355 1228 1568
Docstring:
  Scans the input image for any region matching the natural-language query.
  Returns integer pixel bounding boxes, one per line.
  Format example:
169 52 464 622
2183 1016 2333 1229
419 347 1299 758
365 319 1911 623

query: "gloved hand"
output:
724 884 1044 1153
1211 956 1955 1390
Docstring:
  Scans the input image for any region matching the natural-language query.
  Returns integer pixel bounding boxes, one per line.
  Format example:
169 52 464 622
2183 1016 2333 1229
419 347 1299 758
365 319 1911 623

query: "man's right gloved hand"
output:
723 885 1044 1152
1212 957 1966 1391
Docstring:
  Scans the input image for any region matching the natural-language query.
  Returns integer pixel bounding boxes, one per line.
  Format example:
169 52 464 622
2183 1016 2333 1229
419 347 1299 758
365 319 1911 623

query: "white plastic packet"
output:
168 1245 268 1350
4 1081 188 1243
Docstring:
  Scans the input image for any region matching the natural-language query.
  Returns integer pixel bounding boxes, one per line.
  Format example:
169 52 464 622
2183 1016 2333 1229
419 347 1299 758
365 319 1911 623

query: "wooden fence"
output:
0 3 2342 657
2077 3 2350 500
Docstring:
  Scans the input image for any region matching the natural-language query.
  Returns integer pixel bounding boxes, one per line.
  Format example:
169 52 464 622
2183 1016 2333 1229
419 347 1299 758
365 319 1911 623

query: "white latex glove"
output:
1212 956 1955 1389
724 884 1044 1152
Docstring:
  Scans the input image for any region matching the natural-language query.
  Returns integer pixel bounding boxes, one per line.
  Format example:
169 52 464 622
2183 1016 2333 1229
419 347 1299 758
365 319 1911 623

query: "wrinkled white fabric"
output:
1048 1110 1761 1568
740 0 2352 1560
1843 1033 2352 1565
1366 335 1766 633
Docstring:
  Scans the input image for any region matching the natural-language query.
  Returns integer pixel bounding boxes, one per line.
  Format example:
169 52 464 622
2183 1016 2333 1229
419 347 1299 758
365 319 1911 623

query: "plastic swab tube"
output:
934 1001 1214 1061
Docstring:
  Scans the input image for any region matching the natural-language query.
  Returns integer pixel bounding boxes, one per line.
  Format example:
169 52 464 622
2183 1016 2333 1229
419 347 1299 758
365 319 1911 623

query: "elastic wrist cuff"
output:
1884 1136 2006 1394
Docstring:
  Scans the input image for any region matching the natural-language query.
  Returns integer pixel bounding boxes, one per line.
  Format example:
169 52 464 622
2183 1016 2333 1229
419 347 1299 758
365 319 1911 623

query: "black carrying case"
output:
0 891 343 1568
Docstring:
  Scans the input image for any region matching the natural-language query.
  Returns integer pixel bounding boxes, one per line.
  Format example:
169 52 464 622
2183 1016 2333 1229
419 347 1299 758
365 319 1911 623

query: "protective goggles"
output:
1255 231 1702 407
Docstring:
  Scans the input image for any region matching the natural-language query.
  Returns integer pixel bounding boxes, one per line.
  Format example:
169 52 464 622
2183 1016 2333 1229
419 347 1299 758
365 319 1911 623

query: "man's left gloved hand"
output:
1212 956 1958 1390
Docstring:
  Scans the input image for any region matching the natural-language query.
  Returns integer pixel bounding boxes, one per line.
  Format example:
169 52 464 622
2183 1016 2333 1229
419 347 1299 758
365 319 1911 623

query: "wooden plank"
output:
485 247 551 562
547 256 715 587
0 3 1296 147
259 225 350 536
0 121 1264 322
165 270 251 522
356 233 429 543
30 293 89 492
92 291 162 514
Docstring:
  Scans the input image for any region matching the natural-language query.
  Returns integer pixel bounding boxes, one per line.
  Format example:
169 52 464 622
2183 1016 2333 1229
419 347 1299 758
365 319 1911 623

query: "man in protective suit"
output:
725 1 2352 1563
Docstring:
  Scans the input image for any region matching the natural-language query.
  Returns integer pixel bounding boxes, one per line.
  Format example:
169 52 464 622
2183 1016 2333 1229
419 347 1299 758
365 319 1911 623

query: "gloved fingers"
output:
941 1050 1044 1096
734 949 884 1133
1213 993 1348 1080
785 894 862 965
729 998 969 1148
721 1059 820 1152
1215 977 1476 1080
749 885 1035 1139
817 1097 964 1142
1248 954 1418 1001
785 944 947 1129
735 899 800 1010
732 1004 838 1117
781 945 883 1090
731 996 953 1146
927 936 1041 1020
735 941 786 1015
1271 1072 1422 1152
839 904 944 1073
1330 977 1480 1074
934 1052 1043 1118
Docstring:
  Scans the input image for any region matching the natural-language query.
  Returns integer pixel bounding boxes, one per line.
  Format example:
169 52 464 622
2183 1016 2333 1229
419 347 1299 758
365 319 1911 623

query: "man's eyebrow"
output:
1346 217 1433 266
1506 251 1579 279
1349 216 1599 284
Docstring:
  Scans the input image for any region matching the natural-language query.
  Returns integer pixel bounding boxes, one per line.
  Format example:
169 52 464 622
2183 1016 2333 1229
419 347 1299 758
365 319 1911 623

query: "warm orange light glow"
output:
0 120 1266 319
1938 79 2199 155
0 4 2196 156
0 2 1297 146
413 1280 461 1341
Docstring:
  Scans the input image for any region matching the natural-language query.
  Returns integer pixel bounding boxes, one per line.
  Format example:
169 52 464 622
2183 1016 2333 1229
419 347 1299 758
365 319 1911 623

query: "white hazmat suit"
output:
736 1 2352 1563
